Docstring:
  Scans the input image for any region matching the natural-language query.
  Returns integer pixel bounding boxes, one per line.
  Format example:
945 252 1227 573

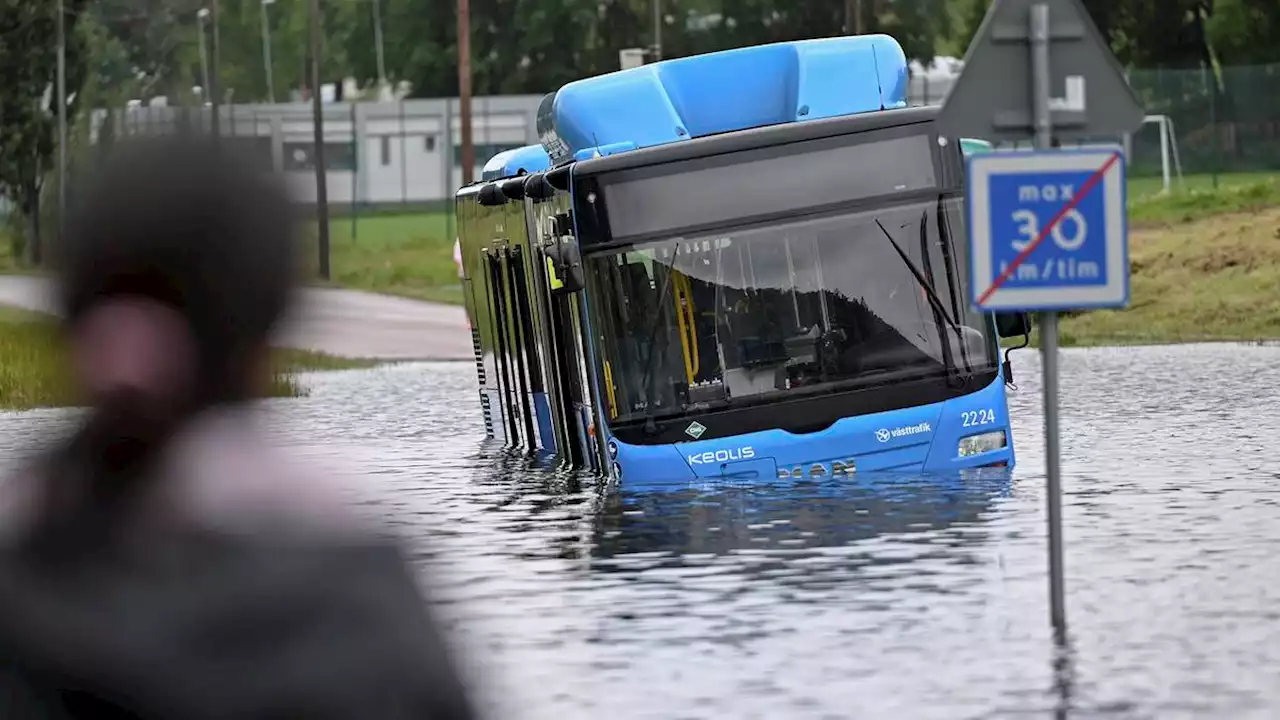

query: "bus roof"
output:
537 35 909 167
481 144 552 181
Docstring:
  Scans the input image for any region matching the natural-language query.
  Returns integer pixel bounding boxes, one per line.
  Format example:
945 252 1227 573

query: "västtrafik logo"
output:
875 422 932 443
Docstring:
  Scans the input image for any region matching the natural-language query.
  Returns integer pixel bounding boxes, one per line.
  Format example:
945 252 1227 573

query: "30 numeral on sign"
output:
1010 208 1089 253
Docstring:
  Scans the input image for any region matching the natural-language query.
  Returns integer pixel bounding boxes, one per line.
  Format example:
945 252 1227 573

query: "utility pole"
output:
309 0 330 280
845 0 864 34
652 0 662 60
197 9 211 106
210 0 221 139
261 0 276 103
55 0 67 265
456 0 474 185
373 0 388 96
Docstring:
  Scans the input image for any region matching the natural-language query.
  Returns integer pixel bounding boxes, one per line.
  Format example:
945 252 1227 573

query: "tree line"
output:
20 0 1280 108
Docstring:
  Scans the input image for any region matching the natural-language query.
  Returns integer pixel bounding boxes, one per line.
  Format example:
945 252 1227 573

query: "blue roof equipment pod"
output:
481 144 552 181
538 35 910 165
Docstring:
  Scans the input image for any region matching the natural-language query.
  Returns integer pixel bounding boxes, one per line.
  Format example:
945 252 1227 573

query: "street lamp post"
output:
309 0 330 279
372 0 388 97
651 0 662 61
210 0 220 139
56 0 67 262
261 0 276 103
197 8 211 103
456 0 474 185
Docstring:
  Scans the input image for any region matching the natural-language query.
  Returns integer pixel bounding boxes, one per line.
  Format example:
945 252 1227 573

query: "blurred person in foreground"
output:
0 136 476 719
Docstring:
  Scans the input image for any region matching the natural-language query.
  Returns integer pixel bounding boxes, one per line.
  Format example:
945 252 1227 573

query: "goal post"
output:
1122 114 1184 194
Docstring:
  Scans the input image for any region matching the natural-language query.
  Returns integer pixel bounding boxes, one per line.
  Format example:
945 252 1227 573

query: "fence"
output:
907 62 1280 181
1127 63 1280 179
92 95 545 213
907 72 956 108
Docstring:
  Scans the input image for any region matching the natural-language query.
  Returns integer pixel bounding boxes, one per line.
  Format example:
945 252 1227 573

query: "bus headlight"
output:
958 430 1007 458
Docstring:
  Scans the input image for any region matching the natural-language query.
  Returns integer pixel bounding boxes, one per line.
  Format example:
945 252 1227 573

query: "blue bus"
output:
455 35 1031 482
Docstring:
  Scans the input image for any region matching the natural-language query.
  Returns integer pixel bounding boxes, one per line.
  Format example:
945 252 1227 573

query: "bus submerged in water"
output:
455 35 1031 482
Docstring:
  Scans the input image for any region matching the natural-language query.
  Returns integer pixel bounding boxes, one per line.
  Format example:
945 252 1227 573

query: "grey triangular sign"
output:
936 0 1145 143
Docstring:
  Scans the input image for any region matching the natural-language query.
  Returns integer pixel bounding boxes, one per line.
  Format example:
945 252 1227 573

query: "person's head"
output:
55 136 299 428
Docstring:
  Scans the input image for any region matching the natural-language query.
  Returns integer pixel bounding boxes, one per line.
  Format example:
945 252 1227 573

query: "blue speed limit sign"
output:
966 147 1130 312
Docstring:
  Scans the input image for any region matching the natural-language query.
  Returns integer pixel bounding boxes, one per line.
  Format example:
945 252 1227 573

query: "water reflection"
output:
597 469 1014 558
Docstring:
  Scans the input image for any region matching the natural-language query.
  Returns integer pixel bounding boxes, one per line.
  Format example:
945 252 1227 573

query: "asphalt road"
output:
0 275 472 362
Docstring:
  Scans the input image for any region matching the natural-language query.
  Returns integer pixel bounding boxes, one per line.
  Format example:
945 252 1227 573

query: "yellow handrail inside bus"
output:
672 271 699 384
683 278 698 378
546 256 563 291
603 360 618 419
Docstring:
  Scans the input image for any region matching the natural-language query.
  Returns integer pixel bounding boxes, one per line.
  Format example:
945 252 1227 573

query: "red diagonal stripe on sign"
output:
977 152 1122 306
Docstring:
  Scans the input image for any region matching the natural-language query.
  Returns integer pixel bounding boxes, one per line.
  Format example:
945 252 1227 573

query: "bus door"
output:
502 246 544 455
484 248 525 450
520 214 572 464
561 294 599 471
536 233 591 470
529 243 586 468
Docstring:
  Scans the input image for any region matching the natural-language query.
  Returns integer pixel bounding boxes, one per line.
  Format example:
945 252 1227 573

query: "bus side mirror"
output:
995 312 1031 338
544 240 585 295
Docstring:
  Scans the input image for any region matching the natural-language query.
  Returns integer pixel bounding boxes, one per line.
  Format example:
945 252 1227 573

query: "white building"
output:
90 95 545 208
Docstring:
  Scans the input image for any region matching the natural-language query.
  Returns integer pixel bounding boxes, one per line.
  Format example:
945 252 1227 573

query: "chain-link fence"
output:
1127 63 1280 179
908 62 1280 184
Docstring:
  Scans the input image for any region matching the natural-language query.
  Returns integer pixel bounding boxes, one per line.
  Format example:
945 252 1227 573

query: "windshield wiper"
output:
933 199 979 376
639 244 681 435
873 216 971 387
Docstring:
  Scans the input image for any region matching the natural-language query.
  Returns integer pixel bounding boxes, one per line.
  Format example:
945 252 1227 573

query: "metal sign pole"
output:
1029 2 1067 640
940 0 1144 642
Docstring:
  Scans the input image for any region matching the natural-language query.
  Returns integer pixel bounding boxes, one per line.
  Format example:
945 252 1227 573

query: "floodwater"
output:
3 343 1280 719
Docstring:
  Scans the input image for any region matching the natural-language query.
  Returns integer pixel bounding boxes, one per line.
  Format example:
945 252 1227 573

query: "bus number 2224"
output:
961 409 997 427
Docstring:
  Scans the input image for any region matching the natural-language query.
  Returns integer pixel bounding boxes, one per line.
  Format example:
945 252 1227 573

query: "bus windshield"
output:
585 196 997 426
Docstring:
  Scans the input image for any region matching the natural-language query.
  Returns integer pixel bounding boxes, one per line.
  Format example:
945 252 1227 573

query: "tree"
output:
953 0 1222 70
1208 0 1280 65
0 0 90 264
90 0 206 101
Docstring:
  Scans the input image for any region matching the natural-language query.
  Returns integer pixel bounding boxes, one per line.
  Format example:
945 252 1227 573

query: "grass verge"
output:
1057 199 1280 346
302 212 462 305
997 179 1280 347
0 307 376 411
1128 173 1280 227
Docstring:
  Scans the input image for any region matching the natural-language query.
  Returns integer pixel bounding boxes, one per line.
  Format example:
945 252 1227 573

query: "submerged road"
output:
0 275 471 361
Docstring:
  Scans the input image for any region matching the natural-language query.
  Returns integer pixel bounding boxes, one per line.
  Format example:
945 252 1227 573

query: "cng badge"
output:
685 421 707 439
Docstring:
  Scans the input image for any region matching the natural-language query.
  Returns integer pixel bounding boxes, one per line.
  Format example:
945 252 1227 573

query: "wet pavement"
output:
3 343 1280 719
0 275 470 360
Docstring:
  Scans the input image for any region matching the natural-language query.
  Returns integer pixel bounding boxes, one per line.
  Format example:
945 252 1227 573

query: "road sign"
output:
936 0 1144 143
968 147 1128 312
942 0 1145 644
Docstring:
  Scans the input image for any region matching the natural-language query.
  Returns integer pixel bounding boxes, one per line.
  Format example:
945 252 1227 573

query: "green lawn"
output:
1127 171 1280 201
303 211 462 305
0 307 376 411
1128 171 1280 227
